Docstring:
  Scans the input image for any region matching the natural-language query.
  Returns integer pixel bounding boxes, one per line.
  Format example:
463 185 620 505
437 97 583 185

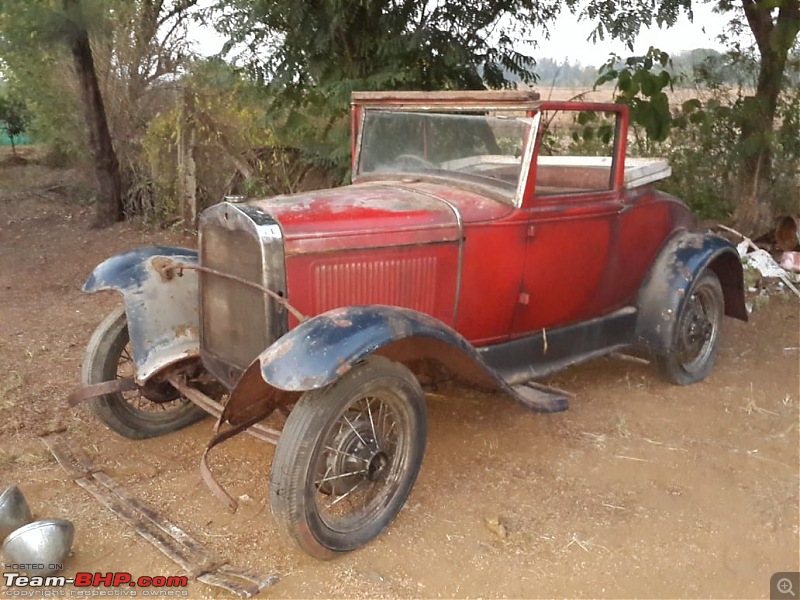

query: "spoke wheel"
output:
83 306 207 439
270 356 427 559
657 270 724 385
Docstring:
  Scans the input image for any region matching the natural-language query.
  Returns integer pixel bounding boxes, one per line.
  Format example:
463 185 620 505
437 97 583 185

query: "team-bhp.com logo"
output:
3 569 189 596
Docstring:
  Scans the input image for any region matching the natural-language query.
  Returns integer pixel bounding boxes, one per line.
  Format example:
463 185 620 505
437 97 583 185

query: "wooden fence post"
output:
178 86 197 229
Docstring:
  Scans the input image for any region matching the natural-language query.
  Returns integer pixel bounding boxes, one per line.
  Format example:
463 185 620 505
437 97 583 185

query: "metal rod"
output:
168 376 281 445
161 261 308 323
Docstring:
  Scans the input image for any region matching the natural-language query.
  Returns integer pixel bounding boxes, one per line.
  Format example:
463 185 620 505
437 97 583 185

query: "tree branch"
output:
157 0 200 28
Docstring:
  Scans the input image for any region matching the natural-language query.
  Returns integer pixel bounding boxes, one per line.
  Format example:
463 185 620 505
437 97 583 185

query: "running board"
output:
510 381 571 413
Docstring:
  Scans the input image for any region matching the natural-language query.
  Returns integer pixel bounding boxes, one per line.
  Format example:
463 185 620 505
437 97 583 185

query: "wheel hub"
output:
366 451 389 482
677 289 718 370
321 418 376 495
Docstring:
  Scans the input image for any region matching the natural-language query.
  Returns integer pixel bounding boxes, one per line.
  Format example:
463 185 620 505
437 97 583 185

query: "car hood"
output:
245 180 507 255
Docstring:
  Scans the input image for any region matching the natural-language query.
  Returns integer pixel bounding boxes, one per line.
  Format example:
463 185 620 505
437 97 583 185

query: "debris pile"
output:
716 222 800 313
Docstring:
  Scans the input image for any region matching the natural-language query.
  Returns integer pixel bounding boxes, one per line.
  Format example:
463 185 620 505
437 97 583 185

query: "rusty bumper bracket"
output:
166 375 283 513
66 379 138 407
167 376 281 445
41 435 278 599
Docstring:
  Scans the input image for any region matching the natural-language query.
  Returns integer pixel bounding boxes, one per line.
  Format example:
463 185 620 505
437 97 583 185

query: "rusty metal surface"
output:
200 409 279 512
41 436 278 598
218 361 297 427
636 232 747 355
66 378 137 407
83 247 201 384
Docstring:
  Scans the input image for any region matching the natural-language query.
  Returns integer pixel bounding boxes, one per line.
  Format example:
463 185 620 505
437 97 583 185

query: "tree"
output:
0 0 200 225
62 0 123 227
209 0 562 169
0 91 28 156
0 0 123 226
575 0 800 234
729 0 800 233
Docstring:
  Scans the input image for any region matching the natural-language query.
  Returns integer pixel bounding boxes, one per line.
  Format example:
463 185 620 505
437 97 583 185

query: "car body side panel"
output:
589 187 697 310
454 220 528 344
511 195 621 333
83 247 200 383
285 243 460 327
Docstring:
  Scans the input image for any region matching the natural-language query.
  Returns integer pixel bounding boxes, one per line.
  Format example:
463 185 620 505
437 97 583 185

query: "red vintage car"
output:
74 90 747 559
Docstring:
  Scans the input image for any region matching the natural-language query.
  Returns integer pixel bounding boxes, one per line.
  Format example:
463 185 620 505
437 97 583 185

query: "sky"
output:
529 4 731 65
188 3 734 68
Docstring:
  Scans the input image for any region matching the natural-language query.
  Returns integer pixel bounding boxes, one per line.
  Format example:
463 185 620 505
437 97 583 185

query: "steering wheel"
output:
394 154 438 170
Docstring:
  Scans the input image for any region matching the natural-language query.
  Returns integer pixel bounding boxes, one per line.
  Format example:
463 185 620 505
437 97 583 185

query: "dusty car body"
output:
74 90 747 559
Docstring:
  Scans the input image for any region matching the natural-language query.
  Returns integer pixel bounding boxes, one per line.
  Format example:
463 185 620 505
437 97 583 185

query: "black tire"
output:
656 270 725 385
269 356 427 559
82 306 207 439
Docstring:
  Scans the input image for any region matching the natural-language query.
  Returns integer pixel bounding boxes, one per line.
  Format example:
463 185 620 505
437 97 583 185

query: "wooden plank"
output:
73 476 210 577
42 436 278 598
351 90 541 104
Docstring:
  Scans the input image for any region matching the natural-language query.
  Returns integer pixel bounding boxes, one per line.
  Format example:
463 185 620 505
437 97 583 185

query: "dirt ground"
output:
0 159 798 599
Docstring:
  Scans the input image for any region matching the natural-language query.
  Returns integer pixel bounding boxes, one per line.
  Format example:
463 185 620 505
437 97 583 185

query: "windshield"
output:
356 110 533 203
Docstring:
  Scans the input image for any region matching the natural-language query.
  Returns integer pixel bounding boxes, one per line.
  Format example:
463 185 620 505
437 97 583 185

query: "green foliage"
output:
208 0 572 173
0 0 87 160
0 90 29 146
596 47 676 142
629 81 800 220
575 0 692 47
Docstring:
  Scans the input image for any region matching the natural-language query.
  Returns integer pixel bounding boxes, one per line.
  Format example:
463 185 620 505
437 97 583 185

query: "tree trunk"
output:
63 0 123 228
9 136 15 157
734 0 800 235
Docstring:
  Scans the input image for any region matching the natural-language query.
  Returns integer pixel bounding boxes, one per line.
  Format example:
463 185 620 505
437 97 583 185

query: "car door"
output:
511 105 627 335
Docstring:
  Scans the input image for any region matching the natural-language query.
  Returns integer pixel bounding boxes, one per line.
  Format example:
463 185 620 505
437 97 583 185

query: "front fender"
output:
84 246 199 382
636 232 747 355
258 305 492 391
220 305 567 428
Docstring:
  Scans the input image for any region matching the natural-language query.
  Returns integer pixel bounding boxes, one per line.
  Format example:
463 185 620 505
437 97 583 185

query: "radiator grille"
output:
313 257 437 314
200 225 267 370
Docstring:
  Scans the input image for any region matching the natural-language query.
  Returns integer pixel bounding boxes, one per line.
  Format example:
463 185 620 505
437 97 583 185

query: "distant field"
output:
529 85 749 105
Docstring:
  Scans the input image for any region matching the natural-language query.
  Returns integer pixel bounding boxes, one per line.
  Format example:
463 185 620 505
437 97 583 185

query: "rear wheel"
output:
82 307 207 439
657 270 724 385
269 356 427 559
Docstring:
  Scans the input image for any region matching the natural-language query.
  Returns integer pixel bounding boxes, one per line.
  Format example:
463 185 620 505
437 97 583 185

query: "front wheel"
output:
269 356 427 559
82 306 207 439
656 270 725 385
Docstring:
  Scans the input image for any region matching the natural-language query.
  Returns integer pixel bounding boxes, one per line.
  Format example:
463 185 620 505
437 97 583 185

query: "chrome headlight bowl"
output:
2 519 74 576
0 485 33 542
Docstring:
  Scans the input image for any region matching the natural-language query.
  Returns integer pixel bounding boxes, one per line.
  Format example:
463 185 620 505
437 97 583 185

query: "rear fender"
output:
221 305 567 428
636 232 747 355
83 247 199 383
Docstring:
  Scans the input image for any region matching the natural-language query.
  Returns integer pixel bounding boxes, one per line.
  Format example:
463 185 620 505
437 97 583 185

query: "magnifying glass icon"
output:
778 578 796 597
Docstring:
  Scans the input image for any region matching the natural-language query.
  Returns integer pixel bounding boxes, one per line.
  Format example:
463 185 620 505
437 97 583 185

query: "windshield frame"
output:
352 107 541 209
